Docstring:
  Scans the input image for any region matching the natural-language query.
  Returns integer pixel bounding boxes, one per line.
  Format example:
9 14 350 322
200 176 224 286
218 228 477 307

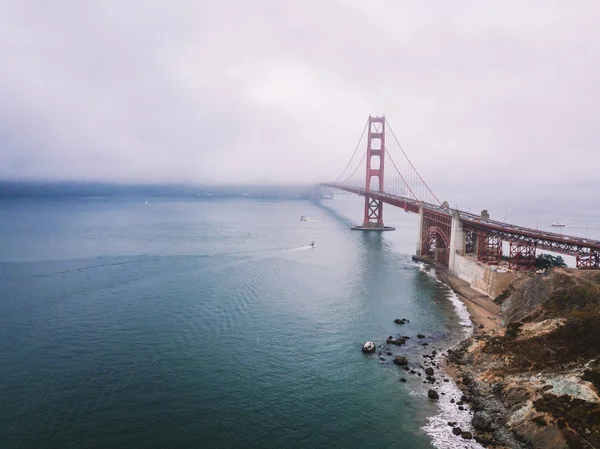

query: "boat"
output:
552 222 566 227
309 242 315 248
300 216 309 221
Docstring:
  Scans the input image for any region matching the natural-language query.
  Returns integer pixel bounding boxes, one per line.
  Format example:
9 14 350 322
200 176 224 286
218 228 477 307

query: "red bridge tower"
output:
351 115 395 231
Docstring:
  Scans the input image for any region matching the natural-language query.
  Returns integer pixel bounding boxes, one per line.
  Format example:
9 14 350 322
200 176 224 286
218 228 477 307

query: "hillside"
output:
446 268 600 448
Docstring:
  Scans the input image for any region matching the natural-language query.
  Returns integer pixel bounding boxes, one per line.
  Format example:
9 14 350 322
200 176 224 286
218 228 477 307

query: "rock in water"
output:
460 431 473 440
428 389 439 400
393 356 408 366
393 318 404 324
425 367 434 376
386 336 406 345
362 341 376 353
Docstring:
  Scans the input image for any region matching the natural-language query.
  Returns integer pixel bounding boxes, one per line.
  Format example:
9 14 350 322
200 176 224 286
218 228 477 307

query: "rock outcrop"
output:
361 341 376 353
446 268 600 448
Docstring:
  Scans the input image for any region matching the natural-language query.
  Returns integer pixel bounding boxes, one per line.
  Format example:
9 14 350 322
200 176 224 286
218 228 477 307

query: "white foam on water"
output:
416 263 484 448
417 263 472 329
422 379 484 449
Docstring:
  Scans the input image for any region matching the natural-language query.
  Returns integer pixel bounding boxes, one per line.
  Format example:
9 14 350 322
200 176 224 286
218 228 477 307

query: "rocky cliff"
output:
446 268 600 448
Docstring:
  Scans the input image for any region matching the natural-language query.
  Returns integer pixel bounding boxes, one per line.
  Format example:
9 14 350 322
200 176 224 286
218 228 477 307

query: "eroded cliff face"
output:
447 268 600 448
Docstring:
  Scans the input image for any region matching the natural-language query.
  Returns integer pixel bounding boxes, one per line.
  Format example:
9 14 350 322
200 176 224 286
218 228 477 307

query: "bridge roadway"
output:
321 182 600 259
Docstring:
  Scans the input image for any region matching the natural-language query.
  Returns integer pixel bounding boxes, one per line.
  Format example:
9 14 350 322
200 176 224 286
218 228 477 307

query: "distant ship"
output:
552 222 566 227
300 216 309 221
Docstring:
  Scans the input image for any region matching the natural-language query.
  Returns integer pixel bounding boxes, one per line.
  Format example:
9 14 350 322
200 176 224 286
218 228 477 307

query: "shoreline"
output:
435 269 502 336
411 256 502 336
418 259 507 447
418 260 600 448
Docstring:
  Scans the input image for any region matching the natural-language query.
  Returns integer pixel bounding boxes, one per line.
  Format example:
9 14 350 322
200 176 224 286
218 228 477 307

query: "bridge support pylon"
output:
449 210 465 272
351 115 395 231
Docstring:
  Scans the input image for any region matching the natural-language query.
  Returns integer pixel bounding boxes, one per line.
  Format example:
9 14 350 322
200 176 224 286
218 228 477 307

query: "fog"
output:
1 1 599 203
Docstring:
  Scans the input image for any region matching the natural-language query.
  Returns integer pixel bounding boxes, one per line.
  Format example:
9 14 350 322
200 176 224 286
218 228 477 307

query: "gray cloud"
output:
1 0 599 191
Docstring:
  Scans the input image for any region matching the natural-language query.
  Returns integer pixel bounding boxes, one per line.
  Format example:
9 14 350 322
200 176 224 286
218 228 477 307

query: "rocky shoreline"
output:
439 267 600 448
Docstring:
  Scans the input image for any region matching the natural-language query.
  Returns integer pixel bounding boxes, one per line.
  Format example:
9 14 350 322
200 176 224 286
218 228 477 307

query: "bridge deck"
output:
322 183 600 257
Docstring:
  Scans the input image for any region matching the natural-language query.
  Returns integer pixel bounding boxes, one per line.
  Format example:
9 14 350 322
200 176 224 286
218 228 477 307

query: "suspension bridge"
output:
321 115 600 270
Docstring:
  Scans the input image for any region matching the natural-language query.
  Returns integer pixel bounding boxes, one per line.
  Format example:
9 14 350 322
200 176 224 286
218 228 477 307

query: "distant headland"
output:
0 181 335 200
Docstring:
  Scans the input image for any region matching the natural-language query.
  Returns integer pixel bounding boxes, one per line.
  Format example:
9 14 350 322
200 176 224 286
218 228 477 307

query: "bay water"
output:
3 193 588 448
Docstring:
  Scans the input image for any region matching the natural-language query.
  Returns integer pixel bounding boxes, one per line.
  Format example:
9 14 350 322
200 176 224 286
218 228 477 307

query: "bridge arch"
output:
422 225 450 265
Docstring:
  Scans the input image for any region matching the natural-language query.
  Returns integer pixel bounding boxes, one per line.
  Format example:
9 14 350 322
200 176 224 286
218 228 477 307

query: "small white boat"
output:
309 242 315 248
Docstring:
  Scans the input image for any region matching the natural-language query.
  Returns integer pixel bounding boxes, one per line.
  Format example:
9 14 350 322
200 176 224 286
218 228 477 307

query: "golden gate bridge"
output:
321 115 600 270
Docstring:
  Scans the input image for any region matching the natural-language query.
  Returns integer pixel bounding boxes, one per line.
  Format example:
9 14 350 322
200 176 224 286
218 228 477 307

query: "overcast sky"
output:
1 1 599 196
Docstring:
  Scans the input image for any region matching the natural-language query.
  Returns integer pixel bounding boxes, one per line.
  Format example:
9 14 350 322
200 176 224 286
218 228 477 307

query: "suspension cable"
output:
385 119 441 205
332 118 369 183
340 152 367 185
387 151 419 201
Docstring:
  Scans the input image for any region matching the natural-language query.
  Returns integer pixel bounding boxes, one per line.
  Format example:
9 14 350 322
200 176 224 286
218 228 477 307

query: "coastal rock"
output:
460 431 473 440
417 334 426 339
474 436 494 446
393 356 408 366
428 389 439 400
472 411 494 431
425 367 434 376
361 341 376 354
386 336 406 345
393 318 409 324
452 426 462 435
444 268 600 449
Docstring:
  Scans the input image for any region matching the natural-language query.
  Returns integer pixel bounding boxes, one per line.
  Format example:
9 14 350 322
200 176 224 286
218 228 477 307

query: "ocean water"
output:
2 193 576 449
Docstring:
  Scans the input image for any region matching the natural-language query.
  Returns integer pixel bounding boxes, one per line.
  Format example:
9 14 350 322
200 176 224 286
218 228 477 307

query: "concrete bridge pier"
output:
415 202 424 256
449 210 465 273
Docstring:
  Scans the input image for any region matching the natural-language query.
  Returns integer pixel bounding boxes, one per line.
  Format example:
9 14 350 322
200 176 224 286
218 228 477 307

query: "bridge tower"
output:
351 115 395 231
